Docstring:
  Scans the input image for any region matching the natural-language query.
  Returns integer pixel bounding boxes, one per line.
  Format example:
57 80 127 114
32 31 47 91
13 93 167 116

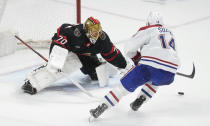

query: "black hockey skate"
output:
21 80 37 95
90 103 108 118
130 95 146 111
88 72 98 81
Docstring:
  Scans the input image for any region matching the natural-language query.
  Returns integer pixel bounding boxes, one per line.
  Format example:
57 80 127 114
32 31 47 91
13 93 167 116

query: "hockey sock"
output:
138 81 158 103
103 84 130 108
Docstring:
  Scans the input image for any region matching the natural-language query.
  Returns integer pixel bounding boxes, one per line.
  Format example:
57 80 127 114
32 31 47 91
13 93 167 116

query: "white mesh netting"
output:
0 0 77 50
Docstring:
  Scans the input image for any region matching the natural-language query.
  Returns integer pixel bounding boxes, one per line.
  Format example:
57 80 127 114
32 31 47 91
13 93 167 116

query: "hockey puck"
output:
178 92 184 95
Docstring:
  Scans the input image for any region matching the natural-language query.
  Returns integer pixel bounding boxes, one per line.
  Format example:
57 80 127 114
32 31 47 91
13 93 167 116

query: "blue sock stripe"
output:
105 95 114 106
141 89 152 98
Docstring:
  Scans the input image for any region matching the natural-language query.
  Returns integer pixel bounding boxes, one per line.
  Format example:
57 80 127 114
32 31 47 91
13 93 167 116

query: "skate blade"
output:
88 116 96 123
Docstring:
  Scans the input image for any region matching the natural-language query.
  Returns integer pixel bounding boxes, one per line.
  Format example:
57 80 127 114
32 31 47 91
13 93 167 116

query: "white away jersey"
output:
124 25 180 73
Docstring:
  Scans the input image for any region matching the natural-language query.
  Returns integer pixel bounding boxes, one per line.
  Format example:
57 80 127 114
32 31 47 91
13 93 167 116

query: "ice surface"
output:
0 0 210 126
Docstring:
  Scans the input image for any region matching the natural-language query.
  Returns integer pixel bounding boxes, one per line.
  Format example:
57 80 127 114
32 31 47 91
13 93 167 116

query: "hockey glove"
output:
118 63 134 75
131 51 141 66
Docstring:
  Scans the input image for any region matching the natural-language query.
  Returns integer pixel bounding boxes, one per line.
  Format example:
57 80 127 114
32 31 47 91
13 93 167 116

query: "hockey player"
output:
89 12 180 118
21 17 127 95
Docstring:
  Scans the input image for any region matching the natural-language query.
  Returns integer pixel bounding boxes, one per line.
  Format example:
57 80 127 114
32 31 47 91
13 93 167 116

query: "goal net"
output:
0 0 80 56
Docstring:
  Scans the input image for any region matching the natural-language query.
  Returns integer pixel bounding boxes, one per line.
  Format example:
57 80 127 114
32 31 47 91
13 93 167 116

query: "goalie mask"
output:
84 17 102 44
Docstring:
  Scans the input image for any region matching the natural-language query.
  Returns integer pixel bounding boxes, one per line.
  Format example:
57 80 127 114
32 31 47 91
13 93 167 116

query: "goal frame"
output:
76 0 81 24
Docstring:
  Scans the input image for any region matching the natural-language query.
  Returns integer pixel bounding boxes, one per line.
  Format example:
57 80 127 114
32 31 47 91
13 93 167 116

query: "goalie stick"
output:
14 35 100 100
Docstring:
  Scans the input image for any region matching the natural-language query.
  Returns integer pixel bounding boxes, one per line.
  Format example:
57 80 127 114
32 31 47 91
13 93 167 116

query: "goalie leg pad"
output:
26 65 63 92
62 52 82 74
96 62 109 87
47 45 68 72
25 52 82 93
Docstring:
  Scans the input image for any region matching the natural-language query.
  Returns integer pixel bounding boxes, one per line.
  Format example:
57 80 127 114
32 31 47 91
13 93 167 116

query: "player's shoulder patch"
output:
58 24 73 34
99 31 106 40
61 23 72 29
74 28 81 37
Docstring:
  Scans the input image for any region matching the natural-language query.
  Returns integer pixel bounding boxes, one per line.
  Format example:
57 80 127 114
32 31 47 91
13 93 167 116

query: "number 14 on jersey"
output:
159 34 176 51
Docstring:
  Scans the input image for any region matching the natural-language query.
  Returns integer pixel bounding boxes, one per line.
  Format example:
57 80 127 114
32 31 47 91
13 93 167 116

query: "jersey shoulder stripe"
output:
138 25 162 31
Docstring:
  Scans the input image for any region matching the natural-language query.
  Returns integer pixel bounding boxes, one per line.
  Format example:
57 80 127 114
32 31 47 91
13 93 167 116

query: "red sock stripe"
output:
109 91 119 102
145 83 156 93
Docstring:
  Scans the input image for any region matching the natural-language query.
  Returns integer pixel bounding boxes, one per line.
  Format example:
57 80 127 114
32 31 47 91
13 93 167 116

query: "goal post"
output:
76 0 81 24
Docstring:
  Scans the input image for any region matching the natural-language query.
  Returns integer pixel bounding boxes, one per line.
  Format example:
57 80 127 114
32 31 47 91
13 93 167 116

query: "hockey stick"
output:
176 63 195 79
14 35 99 99
15 35 49 62
61 72 96 98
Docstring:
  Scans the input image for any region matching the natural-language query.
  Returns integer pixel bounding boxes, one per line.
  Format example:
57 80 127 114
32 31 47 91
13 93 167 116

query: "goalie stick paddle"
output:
176 63 195 79
14 35 100 100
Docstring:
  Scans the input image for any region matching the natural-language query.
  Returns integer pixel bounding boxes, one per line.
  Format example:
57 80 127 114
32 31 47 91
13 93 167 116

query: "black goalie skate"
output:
21 80 37 95
130 95 146 111
90 103 108 118
88 72 98 81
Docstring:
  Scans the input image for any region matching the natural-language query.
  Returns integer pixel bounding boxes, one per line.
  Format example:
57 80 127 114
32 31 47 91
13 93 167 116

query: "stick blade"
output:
176 63 195 79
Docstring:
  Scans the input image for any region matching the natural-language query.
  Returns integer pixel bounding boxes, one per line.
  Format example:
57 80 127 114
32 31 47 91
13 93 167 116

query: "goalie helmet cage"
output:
0 0 81 50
